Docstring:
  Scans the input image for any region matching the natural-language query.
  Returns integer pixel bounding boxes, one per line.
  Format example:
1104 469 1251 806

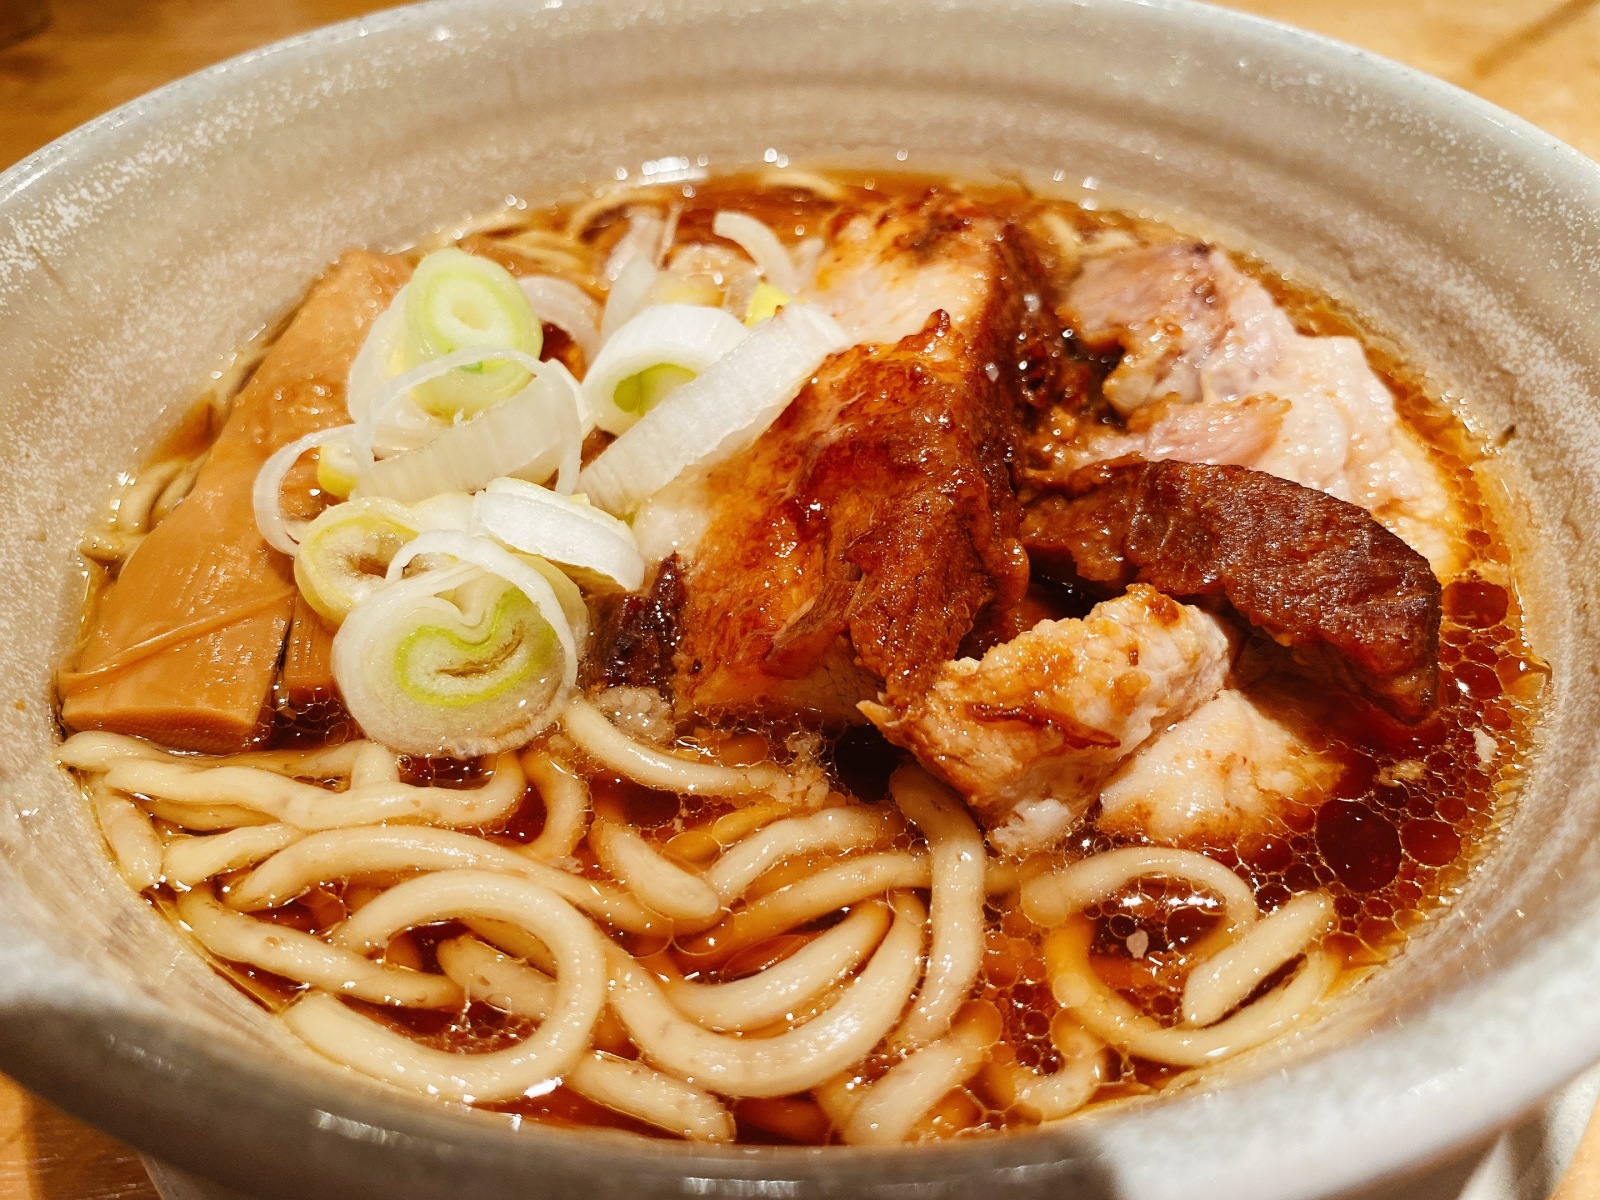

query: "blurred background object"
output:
0 0 47 49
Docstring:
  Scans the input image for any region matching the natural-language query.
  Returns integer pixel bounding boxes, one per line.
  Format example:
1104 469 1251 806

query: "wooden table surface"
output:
6 0 1600 1196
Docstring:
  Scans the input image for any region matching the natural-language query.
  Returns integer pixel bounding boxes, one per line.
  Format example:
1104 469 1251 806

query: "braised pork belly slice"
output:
1024 460 1442 722
660 195 1060 723
863 585 1233 854
1045 242 1460 575
1098 688 1336 846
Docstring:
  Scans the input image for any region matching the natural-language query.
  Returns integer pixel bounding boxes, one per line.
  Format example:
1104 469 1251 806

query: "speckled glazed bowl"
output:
2 1 1599 1197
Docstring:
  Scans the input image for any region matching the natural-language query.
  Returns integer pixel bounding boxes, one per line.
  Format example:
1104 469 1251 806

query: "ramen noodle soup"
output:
55 170 1543 1145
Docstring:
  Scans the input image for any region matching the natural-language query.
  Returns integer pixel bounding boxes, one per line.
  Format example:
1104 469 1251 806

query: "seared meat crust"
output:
1040 240 1460 575
1025 459 1441 721
674 196 1059 719
583 556 687 695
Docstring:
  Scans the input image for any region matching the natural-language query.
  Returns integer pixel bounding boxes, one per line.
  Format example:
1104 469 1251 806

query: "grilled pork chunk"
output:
583 555 687 696
1098 688 1336 845
863 585 1233 854
661 195 1059 722
1045 242 1460 575
1024 460 1442 722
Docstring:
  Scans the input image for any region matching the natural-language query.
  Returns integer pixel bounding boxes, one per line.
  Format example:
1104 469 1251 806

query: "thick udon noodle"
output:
59 172 1543 1145
62 721 1337 1140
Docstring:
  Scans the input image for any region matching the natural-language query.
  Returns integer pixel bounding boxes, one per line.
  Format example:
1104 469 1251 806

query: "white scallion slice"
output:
600 255 659 346
406 491 477 533
347 258 565 451
649 274 722 309
475 478 645 592
517 276 602 362
582 305 750 436
347 283 461 458
598 208 668 344
713 211 800 294
603 207 667 283
332 534 582 756
400 249 543 420
358 350 584 503
316 440 363 500
333 567 556 757
346 292 408 426
745 282 793 327
387 532 590 657
579 304 847 516
253 426 355 555
293 498 420 624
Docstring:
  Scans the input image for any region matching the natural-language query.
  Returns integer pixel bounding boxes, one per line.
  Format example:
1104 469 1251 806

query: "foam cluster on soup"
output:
55 170 1543 1145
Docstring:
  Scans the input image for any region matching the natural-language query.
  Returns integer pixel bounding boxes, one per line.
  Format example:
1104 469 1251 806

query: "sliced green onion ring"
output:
600 255 660 346
386 531 587 677
713 211 801 293
598 208 669 343
745 282 793 327
406 491 477 532
400 249 544 420
332 533 584 756
603 207 668 284
517 276 602 362
316 440 363 499
253 425 356 555
346 292 408 426
349 271 597 458
475 478 645 592
582 304 750 435
293 498 420 624
579 304 847 516
356 348 584 502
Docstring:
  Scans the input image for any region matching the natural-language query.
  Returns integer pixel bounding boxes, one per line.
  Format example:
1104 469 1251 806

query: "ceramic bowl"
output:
3 1 1599 1197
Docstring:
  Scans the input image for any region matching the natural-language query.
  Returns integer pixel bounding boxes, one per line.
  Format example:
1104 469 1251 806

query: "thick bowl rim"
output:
3 1 1600 1197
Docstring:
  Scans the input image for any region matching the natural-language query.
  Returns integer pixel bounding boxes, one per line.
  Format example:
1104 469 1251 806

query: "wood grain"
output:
0 0 394 170
1226 0 1580 80
1555 1097 1600 1200
1475 2 1600 160
3 1 1600 1198
0 1083 159 1200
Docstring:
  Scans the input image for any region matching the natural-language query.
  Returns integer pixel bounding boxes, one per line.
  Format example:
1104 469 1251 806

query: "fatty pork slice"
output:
60 251 410 752
1024 460 1442 722
1051 242 1460 575
664 196 1058 723
1098 689 1336 846
863 585 1233 855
